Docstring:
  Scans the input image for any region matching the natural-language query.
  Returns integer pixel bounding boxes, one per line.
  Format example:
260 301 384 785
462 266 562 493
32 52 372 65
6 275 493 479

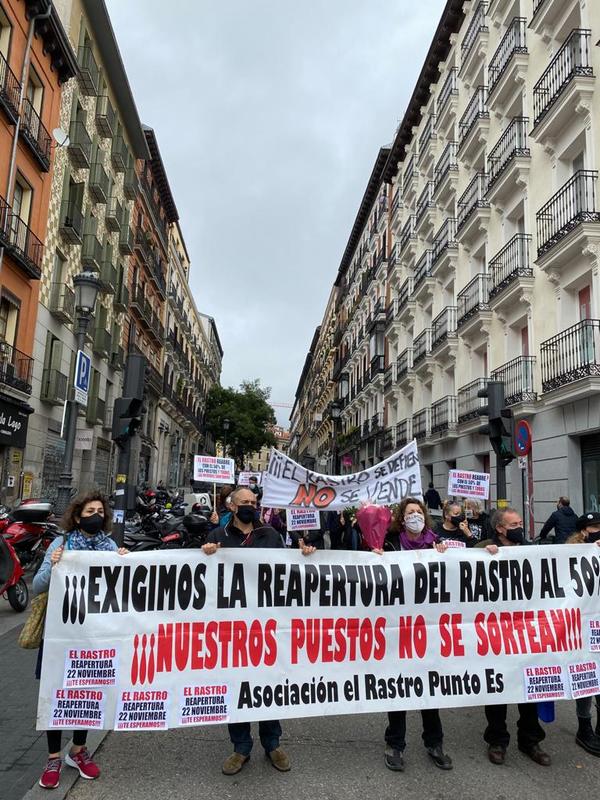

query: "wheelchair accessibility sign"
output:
74 350 91 406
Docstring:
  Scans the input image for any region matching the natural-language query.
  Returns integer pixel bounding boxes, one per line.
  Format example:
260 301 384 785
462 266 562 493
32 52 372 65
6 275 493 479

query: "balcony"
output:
457 273 491 340
361 419 371 440
369 355 385 384
537 170 600 271
430 306 457 361
111 136 128 173
41 368 67 405
457 378 487 425
99 259 117 294
541 319 600 401
531 0 580 38
431 217 458 280
49 282 75 322
3 208 43 279
77 44 100 96
367 298 386 332
412 250 434 303
458 86 490 164
394 419 409 450
491 355 537 407
390 187 402 233
0 342 33 395
111 344 125 372
382 426 396 454
370 412 384 436
436 67 458 133
486 116 530 206
81 233 102 270
418 114 437 169
488 18 528 110
456 172 490 245
86 395 102 427
460 1 489 84
397 277 415 324
397 347 414 389
105 197 122 233
65 120 92 170
399 215 417 260
20 99 51 171
413 328 432 373
95 94 116 138
489 233 533 310
93 325 112 359
431 395 457 436
415 181 436 236
58 199 84 245
89 161 109 204
433 141 459 204
532 30 594 144
114 281 129 313
119 226 134 255
0 51 20 123
412 407 430 443
401 155 419 204
124 166 138 200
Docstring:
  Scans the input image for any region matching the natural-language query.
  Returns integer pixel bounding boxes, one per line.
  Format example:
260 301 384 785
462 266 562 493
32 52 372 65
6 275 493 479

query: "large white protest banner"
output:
287 508 320 531
448 469 490 501
262 440 421 511
38 546 600 731
193 456 235 484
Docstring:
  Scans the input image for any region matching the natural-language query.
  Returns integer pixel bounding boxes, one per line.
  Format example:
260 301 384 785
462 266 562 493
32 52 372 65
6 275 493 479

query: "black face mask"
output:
236 506 257 525
450 514 465 526
78 513 105 535
588 531 600 543
506 527 525 545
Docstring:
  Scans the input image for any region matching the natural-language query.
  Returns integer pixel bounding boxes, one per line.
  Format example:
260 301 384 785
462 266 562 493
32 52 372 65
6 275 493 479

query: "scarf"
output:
67 529 115 551
398 527 438 551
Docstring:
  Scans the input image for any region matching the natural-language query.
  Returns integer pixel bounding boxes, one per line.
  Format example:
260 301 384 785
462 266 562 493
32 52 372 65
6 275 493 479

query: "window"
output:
0 293 20 347
0 4 11 59
12 175 32 222
26 64 43 114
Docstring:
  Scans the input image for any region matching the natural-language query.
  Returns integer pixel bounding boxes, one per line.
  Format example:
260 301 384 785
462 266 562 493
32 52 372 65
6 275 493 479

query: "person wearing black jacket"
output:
478 508 551 767
464 499 491 542
539 497 578 543
202 487 288 775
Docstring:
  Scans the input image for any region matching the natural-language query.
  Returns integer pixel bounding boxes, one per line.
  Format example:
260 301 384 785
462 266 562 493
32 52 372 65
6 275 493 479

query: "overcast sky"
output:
104 0 446 426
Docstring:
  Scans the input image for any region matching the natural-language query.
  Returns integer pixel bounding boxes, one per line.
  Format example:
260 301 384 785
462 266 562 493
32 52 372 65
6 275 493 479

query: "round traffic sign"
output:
514 419 532 457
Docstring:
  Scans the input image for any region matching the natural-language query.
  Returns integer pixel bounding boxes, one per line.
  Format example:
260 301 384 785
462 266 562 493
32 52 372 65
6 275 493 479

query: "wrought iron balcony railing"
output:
461 1 488 62
0 50 20 122
41 368 67 404
77 44 100 95
491 355 536 405
457 273 490 326
457 172 489 232
412 408 430 441
459 86 489 148
541 319 600 392
415 182 435 226
0 341 34 394
413 328 432 365
437 67 458 116
67 120 92 169
396 418 410 448
397 347 413 380
457 377 487 423
49 282 75 322
489 233 532 298
20 98 51 170
433 141 458 191
2 205 43 278
399 215 416 252
431 306 457 351
487 116 529 188
413 250 433 291
489 17 527 93
536 170 600 258
431 217 457 266
431 395 457 434
418 114 437 159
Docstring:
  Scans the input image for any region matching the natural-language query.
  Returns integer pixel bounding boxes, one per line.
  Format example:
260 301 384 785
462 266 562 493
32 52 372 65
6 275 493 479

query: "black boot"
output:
576 717 600 757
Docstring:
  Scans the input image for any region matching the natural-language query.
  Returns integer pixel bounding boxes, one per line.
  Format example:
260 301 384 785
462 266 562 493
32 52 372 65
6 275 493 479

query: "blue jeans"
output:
228 720 282 756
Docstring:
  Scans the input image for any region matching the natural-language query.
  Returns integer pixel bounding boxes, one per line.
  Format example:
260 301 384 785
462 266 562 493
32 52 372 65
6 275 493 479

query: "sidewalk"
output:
47 702 599 800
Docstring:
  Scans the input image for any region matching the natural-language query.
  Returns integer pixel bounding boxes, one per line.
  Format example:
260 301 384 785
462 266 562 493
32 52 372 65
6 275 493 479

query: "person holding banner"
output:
480 508 551 767
209 484 234 529
568 512 600 757
202 487 307 775
32 491 128 790
435 502 476 547
464 499 491 542
375 498 453 771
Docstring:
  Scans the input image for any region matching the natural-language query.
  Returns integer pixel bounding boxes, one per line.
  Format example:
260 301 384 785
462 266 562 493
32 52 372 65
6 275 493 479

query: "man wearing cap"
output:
568 512 600 756
479 508 552 767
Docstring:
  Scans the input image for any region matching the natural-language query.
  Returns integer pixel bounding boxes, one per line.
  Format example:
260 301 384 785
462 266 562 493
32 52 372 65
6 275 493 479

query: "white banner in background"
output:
262 440 421 511
38 546 600 731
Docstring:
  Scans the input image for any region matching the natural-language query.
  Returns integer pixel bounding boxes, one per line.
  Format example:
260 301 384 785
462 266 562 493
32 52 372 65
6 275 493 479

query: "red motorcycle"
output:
0 533 28 611
1 501 59 574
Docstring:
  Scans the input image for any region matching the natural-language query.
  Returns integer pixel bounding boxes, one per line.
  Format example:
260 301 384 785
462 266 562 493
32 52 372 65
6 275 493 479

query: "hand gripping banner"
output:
38 546 600 731
262 440 422 511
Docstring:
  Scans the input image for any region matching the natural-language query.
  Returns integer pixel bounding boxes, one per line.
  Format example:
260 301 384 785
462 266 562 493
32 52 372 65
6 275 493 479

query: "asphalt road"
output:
64 702 597 800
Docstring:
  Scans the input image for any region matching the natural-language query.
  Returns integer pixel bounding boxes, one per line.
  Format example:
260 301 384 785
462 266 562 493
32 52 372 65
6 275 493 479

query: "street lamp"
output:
330 401 342 474
55 271 100 515
339 372 349 401
222 417 230 457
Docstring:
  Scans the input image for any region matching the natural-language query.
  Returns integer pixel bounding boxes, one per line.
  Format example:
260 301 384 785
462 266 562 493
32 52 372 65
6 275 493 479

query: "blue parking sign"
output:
74 350 91 406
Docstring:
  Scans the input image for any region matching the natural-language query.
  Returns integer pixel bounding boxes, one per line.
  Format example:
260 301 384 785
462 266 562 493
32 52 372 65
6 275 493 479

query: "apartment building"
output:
295 0 600 530
0 0 76 502
247 426 291 474
23 0 148 500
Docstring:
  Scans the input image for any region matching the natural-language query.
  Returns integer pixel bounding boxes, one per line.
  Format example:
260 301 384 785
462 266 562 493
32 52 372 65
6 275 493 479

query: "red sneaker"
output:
65 747 100 780
39 757 62 789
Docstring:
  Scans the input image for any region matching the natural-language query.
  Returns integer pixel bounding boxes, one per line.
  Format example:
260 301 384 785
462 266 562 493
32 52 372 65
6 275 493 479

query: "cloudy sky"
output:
104 0 446 425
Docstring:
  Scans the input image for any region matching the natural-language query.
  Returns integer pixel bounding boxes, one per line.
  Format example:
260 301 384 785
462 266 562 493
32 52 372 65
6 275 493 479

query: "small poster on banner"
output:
193 456 235 484
63 647 118 688
50 688 106 728
115 689 169 730
442 538 467 549
567 660 600 698
288 508 320 531
523 665 567 701
179 684 230 726
588 619 600 652
447 469 490 500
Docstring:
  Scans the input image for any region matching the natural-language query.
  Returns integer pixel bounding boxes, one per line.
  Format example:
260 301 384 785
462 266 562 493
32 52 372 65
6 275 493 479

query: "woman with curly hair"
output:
32 490 128 790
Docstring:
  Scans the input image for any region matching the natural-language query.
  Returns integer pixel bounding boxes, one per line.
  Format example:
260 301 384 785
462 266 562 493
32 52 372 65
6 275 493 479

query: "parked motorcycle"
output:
1 501 59 574
0 534 28 612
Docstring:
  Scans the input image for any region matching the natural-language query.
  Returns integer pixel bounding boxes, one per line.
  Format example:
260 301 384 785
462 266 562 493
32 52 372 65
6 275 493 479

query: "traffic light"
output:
111 396 143 447
477 380 515 467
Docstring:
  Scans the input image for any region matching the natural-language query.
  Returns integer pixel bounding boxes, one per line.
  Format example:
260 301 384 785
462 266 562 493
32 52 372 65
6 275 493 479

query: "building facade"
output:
294 0 600 533
23 0 148 501
0 0 76 503
247 425 290 474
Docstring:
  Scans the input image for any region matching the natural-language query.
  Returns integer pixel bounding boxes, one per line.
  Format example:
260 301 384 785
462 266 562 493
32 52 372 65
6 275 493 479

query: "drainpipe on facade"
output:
0 0 54 283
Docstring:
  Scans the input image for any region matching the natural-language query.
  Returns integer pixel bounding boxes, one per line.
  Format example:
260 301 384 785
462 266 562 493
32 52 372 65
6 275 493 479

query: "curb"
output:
21 730 110 800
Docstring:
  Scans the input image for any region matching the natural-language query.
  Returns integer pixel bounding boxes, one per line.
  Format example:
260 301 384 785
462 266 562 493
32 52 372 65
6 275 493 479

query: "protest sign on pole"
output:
38 546 600 731
193 456 235 485
447 469 490 501
238 471 262 486
262 440 421 511
287 508 320 531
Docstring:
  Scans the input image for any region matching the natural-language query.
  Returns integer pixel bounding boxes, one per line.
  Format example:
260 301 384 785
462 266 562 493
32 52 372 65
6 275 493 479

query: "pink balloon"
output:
356 504 392 550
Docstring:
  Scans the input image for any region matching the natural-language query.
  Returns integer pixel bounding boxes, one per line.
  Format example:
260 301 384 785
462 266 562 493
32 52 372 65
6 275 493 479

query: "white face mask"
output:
404 512 425 534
